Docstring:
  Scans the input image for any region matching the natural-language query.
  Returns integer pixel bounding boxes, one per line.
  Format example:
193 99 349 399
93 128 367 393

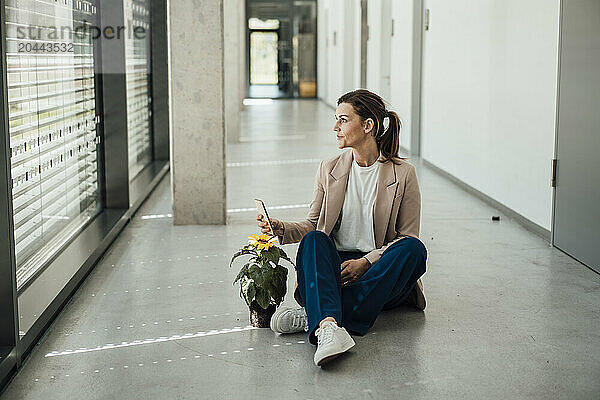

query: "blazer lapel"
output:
324 150 353 235
373 157 397 248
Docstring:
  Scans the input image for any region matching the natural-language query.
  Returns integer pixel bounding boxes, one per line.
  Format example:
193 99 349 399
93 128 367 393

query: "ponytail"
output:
337 89 405 164
378 110 402 163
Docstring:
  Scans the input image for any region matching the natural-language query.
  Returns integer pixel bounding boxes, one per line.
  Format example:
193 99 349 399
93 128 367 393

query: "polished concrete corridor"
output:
2 100 599 399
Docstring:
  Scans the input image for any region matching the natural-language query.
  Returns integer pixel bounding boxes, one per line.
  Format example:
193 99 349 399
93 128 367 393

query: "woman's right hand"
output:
256 213 284 237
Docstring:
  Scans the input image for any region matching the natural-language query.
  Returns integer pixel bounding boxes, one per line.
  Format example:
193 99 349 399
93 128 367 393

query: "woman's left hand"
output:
340 258 371 287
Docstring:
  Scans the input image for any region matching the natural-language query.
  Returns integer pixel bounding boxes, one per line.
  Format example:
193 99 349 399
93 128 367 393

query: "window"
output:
124 0 152 181
250 31 279 85
5 0 101 288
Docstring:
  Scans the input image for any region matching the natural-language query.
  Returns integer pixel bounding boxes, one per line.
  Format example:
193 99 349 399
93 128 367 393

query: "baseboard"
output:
422 159 551 242
319 98 335 110
0 347 17 394
399 146 411 158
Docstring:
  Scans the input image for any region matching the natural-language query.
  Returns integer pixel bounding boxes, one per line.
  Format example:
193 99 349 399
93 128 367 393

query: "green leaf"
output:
274 265 288 284
266 265 278 286
276 265 289 304
278 248 295 267
247 263 263 287
264 266 287 305
255 287 270 309
274 264 288 277
259 258 271 270
262 268 276 297
247 282 256 305
269 281 283 305
242 279 256 306
262 247 280 265
279 273 288 299
229 246 257 268
254 263 274 297
233 263 250 285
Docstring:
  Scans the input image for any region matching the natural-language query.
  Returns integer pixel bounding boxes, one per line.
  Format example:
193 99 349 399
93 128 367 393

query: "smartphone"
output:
254 198 279 243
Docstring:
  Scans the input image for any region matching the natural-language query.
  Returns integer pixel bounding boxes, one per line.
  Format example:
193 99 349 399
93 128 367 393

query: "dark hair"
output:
337 89 404 163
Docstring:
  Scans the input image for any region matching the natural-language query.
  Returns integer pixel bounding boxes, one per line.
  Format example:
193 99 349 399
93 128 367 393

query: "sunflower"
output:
248 233 277 251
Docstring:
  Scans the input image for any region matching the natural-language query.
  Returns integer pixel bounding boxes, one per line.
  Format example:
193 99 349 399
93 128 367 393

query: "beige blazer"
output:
279 150 421 255
280 149 425 304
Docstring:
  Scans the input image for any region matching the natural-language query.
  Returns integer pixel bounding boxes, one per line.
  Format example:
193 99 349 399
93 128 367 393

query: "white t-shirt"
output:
333 155 379 252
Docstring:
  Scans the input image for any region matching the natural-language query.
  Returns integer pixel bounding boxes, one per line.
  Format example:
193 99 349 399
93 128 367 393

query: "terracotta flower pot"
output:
249 300 276 328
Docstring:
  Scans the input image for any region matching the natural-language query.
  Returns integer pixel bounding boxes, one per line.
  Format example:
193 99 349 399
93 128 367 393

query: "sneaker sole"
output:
269 314 279 332
270 308 306 334
270 316 290 334
316 353 342 366
315 337 355 366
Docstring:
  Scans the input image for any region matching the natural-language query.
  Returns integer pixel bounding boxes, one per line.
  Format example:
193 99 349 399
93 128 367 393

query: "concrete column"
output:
239 0 247 109
224 0 241 143
169 0 226 225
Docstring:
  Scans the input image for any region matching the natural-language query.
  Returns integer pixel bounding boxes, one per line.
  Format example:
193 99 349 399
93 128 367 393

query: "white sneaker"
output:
313 321 355 366
270 306 308 334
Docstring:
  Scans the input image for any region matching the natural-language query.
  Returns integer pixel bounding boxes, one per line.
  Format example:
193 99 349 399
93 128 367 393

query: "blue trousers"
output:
294 231 427 345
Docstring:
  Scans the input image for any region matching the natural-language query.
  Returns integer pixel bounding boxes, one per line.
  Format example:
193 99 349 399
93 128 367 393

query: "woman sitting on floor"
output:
256 89 427 367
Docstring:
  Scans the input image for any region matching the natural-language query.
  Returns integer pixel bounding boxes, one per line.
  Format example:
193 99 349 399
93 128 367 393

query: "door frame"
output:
360 0 368 88
550 0 564 247
412 0 424 156
550 0 600 273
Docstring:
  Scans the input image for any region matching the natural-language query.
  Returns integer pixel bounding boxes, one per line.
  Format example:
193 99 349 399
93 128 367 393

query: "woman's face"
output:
333 102 373 149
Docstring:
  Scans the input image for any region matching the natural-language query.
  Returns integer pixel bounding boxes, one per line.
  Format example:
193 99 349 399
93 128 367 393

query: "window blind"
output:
5 0 101 288
124 0 152 181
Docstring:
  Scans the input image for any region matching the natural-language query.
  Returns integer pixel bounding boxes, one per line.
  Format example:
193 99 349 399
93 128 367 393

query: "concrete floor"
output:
2 100 599 399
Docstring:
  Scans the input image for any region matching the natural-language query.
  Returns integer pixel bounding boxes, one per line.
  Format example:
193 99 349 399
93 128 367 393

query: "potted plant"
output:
230 234 295 327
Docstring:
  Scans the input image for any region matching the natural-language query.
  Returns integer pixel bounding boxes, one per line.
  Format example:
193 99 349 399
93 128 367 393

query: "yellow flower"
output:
248 233 277 251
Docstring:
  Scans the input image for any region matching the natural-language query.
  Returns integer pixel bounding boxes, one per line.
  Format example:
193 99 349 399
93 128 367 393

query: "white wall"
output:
317 0 361 108
343 0 358 94
353 0 362 88
389 0 415 152
319 0 413 150
379 0 393 101
366 0 382 94
364 0 392 101
420 0 560 230
316 0 560 231
326 1 344 107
